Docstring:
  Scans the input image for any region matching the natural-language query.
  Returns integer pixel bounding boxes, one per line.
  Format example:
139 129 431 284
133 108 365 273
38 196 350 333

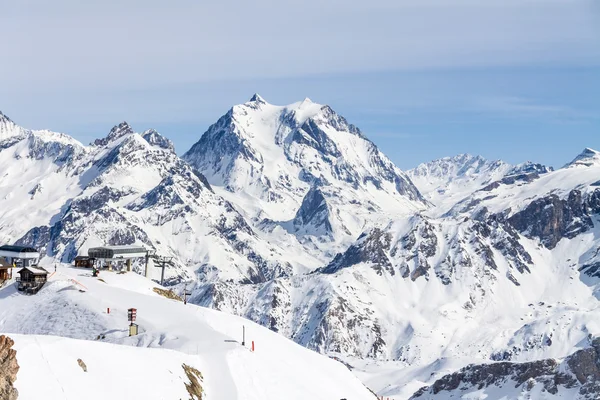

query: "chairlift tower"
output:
183 283 192 305
144 249 156 277
153 255 173 286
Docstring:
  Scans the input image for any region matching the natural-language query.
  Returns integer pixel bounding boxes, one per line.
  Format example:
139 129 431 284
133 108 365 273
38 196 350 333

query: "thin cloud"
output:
1 0 598 94
368 132 426 139
472 96 594 120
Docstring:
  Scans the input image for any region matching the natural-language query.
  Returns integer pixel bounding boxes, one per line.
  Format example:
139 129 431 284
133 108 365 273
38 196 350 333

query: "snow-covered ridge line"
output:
406 153 552 212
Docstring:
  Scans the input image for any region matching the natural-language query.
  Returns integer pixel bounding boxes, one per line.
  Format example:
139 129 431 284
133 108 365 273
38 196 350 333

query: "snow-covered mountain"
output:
189 148 600 398
183 95 426 256
0 114 309 286
407 153 551 213
2 100 600 399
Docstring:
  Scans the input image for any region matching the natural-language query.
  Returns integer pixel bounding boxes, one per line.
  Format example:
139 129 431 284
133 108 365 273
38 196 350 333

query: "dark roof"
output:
88 246 147 259
0 245 38 253
75 256 94 260
19 266 48 275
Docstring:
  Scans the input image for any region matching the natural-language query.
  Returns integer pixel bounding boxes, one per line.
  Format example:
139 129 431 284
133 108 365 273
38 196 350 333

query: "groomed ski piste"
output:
0 264 376 400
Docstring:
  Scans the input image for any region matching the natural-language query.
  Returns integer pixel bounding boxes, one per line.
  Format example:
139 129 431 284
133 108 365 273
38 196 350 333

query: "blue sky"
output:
1 0 599 169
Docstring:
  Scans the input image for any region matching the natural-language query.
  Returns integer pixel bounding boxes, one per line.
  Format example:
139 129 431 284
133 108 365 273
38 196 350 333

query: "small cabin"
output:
17 266 48 294
74 256 96 268
0 259 13 283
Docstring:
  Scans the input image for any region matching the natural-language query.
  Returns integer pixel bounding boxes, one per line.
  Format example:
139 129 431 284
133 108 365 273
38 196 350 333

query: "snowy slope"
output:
0 265 376 400
297 149 600 398
194 147 599 399
11 334 208 400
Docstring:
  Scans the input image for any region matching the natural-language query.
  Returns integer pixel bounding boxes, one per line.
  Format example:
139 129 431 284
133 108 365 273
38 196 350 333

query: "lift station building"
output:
87 245 148 271
0 245 40 268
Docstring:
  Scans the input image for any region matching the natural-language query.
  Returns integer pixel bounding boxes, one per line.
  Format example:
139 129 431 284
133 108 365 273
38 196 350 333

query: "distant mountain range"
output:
1 96 599 399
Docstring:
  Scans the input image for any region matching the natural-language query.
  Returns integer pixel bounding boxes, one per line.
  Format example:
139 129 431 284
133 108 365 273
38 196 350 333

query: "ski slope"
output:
0 265 376 400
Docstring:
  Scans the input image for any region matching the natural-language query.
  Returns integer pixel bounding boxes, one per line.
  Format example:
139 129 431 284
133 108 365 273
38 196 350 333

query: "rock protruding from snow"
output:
508 189 600 249
142 129 175 152
292 186 333 237
0 335 19 400
321 228 393 275
93 121 134 146
410 337 600 400
248 93 267 104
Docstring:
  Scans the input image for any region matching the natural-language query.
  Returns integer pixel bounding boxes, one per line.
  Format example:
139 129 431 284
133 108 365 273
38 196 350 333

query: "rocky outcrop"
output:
292 186 333 236
182 364 204 400
321 228 392 275
93 121 134 146
508 189 600 249
77 358 88 372
141 129 175 153
0 335 19 400
410 337 600 399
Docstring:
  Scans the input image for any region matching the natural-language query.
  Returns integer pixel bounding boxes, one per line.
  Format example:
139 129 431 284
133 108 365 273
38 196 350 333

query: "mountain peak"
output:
565 147 600 168
93 121 134 147
142 128 175 153
299 97 314 106
0 110 27 141
249 93 267 104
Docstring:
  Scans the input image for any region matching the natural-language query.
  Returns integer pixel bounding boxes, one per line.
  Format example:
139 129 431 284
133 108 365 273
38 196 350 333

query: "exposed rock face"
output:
93 121 134 146
508 189 600 249
142 129 175 153
293 186 333 236
321 228 392 275
321 215 532 288
480 171 542 192
410 337 600 400
0 335 19 400
182 363 204 400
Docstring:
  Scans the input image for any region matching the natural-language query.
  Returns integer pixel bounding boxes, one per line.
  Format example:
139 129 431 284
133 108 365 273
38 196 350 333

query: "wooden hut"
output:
17 266 48 294
74 256 95 268
0 259 13 282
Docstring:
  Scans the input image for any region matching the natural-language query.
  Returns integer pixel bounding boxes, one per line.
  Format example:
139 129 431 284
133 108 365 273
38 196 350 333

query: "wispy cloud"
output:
471 96 596 121
368 132 426 139
1 0 598 94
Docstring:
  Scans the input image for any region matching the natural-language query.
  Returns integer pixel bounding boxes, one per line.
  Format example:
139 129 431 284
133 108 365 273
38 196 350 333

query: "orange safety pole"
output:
69 278 88 290
251 341 254 352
